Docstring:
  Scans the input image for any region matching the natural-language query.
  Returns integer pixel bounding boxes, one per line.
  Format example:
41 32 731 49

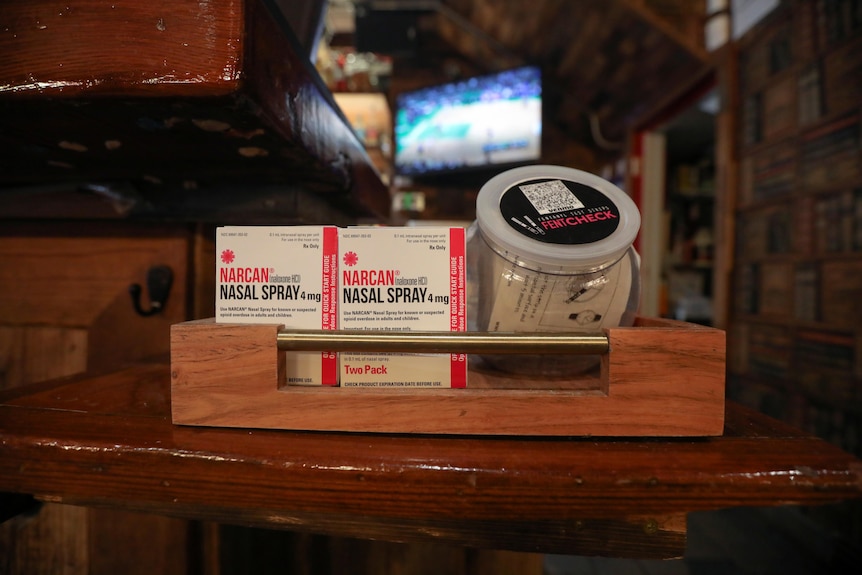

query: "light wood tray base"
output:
170 317 725 436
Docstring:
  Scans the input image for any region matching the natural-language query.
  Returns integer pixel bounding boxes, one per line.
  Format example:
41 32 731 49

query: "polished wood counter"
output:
2 362 861 559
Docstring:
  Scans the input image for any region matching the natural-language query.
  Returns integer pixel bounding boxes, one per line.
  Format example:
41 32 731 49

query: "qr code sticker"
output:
519 180 585 215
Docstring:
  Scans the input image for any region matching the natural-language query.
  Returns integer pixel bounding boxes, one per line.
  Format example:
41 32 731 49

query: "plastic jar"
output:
466 165 641 376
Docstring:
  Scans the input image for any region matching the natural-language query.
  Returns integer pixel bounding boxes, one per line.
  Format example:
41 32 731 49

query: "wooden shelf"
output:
0 0 389 224
728 3 862 459
733 312 857 331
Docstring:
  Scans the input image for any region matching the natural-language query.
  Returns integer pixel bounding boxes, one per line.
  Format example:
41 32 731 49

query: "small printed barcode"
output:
519 180 585 215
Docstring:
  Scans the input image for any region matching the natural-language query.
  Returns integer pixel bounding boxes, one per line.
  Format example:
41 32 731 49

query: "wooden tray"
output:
170 316 725 436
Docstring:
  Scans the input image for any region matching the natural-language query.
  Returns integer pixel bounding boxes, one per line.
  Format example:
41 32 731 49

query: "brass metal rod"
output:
276 329 609 355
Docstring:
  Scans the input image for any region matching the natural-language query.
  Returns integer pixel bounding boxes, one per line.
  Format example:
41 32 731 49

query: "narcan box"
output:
216 226 338 386
338 227 467 388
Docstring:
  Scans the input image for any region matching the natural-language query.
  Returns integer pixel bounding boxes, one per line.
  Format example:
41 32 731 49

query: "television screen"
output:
394 66 542 177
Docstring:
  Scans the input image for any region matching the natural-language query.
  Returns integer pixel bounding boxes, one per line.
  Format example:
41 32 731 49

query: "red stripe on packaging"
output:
449 227 467 388
321 226 339 385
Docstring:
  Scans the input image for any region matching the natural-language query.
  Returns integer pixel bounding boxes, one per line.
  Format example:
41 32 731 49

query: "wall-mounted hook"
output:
129 265 173 317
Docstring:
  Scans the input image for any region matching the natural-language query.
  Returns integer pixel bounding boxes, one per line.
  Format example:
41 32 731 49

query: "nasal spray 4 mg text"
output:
216 226 339 386
338 226 467 388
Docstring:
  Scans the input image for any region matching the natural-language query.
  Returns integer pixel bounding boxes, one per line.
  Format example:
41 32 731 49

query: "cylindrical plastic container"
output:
466 165 641 376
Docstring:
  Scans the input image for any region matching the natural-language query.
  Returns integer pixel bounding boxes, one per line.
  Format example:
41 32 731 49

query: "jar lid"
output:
476 165 641 271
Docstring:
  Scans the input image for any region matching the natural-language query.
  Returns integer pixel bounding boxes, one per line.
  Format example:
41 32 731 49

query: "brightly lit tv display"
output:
394 66 542 177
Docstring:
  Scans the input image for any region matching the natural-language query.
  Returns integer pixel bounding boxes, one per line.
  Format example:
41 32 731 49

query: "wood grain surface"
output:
2 362 861 558
0 0 243 97
169 317 726 436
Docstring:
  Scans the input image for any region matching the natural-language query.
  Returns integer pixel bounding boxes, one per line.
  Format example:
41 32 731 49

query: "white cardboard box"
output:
338 227 467 388
216 226 338 385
